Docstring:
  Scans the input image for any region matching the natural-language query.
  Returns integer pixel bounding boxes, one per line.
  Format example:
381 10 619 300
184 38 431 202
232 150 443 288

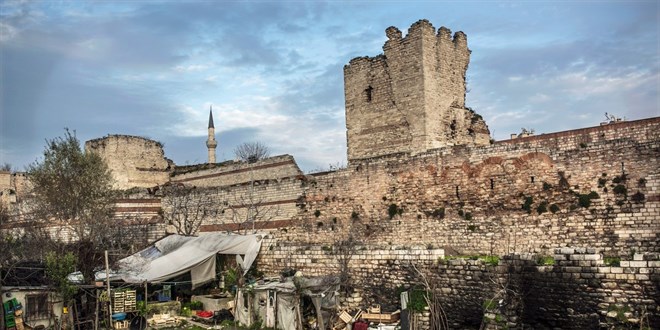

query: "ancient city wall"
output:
171 155 302 188
280 118 659 257
85 135 172 189
344 20 489 161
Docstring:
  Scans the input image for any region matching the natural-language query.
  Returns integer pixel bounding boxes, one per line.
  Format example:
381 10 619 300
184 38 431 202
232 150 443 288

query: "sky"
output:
1 0 658 173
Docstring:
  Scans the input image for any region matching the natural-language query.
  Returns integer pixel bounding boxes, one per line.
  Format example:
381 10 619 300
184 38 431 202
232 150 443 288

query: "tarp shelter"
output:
109 233 264 288
236 275 340 330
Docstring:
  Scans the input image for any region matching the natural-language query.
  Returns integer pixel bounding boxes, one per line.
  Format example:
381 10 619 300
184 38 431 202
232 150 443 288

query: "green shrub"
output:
314 210 321 217
638 178 646 187
579 142 587 148
604 256 621 267
549 204 560 213
388 204 399 219
431 208 445 219
351 211 359 220
542 182 552 190
588 191 600 199
613 184 627 195
464 212 472 220
578 194 593 208
458 209 464 217
631 191 645 203
480 255 500 266
536 255 555 265
467 225 476 232
408 289 429 313
522 196 533 213
537 201 548 214
612 174 627 184
598 178 607 187
483 300 498 310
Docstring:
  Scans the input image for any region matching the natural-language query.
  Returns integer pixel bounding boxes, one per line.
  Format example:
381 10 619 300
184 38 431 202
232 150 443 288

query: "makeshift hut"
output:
235 275 340 330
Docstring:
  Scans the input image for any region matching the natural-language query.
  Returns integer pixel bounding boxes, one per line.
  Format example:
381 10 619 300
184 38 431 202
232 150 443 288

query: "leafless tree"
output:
410 263 450 330
161 183 220 236
333 234 357 295
234 141 271 163
226 181 280 233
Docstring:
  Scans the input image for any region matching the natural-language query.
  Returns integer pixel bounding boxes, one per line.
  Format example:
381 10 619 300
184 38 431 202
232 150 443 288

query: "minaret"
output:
206 106 217 164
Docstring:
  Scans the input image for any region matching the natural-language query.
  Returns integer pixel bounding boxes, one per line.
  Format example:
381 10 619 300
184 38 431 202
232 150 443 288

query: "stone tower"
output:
206 106 218 164
344 19 490 161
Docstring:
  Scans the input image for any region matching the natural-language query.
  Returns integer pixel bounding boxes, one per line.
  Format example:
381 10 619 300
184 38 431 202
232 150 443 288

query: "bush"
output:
388 204 399 219
431 208 445 219
467 225 476 232
314 210 321 217
537 201 548 214
631 191 645 203
604 256 620 267
549 204 560 213
613 184 627 195
578 194 592 208
522 196 533 213
542 182 552 190
536 255 555 265
638 178 646 187
464 212 472 220
351 211 359 220
588 191 600 199
480 255 500 266
598 178 607 187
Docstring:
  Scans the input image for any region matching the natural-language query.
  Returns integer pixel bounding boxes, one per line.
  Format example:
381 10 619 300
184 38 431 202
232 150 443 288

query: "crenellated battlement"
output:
344 20 488 162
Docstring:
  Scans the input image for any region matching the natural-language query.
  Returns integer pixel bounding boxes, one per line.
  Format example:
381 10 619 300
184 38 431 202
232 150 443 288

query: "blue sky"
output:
1 1 658 173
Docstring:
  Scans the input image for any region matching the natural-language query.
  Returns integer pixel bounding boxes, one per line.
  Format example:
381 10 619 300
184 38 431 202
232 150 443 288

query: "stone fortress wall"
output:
85 135 173 189
2 19 658 328
344 19 489 161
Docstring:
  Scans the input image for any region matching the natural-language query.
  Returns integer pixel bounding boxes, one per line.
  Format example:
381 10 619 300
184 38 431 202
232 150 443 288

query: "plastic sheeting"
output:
114 233 263 288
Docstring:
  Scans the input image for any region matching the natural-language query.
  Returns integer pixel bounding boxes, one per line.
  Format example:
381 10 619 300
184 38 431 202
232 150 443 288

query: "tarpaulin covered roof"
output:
111 232 264 288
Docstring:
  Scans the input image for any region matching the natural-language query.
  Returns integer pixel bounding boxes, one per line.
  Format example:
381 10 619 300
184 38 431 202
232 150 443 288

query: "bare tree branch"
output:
234 141 271 163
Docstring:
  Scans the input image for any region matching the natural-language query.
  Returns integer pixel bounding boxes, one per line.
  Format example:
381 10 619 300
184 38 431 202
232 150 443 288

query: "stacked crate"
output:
124 291 137 311
112 292 125 313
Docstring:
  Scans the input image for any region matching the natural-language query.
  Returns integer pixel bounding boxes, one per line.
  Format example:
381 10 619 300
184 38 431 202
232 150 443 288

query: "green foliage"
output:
28 129 117 282
578 193 597 208
631 191 645 203
536 255 555 265
351 211 359 220
522 196 533 213
536 201 548 214
467 225 476 232
45 251 78 304
613 185 627 195
480 255 500 266
604 256 621 267
408 289 429 312
483 300 497 310
27 129 116 226
224 268 238 289
588 191 600 199
542 182 553 190
321 245 332 251
464 212 473 220
579 142 587 148
549 204 560 214
431 208 445 219
598 178 607 187
388 204 398 219
314 210 321 218
637 178 646 187
612 174 627 184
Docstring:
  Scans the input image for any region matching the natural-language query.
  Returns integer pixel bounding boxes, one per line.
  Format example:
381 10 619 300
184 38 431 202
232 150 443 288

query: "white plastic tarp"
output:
115 233 263 288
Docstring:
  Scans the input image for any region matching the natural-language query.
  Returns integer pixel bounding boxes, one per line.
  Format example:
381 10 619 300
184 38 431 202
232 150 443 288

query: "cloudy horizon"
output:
1 1 658 173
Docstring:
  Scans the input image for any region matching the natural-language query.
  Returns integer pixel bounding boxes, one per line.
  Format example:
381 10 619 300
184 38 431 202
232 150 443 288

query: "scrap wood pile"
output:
333 305 401 330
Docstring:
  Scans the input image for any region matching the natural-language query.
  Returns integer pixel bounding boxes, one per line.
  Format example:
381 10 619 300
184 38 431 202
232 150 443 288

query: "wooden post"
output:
105 250 112 328
94 289 99 330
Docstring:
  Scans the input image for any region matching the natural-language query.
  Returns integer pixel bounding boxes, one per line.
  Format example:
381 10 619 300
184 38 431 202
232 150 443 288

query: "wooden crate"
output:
361 310 400 324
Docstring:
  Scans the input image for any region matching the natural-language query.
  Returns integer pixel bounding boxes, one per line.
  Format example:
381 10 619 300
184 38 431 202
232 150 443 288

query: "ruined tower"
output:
206 107 218 164
344 20 490 161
